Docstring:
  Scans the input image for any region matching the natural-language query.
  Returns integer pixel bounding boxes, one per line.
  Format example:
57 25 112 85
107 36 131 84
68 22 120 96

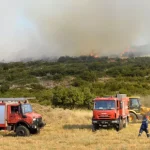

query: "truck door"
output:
8 105 21 123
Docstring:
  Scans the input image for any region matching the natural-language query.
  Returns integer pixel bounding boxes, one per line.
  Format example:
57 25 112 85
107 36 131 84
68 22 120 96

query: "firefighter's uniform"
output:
138 115 149 137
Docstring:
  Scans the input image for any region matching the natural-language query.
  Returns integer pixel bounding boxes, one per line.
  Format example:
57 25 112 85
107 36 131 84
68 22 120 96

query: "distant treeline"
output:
0 56 150 109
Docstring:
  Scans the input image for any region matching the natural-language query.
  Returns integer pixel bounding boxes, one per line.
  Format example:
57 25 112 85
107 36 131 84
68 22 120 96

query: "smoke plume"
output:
1 0 150 61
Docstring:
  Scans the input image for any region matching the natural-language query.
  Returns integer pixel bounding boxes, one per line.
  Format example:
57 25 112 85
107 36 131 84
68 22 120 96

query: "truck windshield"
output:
21 104 33 114
94 100 115 110
129 98 140 107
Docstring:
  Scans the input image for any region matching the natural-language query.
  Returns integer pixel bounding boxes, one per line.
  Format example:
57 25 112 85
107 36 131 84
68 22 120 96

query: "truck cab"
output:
129 96 143 122
129 97 141 113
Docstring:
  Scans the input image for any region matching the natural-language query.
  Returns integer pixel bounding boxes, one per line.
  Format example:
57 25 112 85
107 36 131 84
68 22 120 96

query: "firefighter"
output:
138 114 149 137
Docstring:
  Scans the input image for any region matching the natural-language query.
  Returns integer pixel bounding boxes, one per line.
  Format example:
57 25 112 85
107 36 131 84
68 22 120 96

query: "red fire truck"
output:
0 98 45 136
92 94 129 131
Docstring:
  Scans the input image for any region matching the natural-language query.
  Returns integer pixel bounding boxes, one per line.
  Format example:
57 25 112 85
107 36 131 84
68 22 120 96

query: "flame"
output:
120 47 137 58
80 50 99 58
90 50 99 58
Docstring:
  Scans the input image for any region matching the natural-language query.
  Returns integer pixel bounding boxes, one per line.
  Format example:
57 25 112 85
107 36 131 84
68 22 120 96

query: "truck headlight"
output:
112 120 118 123
33 118 36 121
92 121 97 123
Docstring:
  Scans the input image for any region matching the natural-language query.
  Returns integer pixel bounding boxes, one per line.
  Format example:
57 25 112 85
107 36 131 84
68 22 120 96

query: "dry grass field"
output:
0 103 150 150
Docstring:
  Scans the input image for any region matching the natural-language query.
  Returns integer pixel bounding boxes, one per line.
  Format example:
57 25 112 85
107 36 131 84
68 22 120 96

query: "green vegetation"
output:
0 56 150 108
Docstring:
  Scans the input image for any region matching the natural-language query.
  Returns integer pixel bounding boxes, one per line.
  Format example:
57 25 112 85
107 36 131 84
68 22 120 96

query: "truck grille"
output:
98 115 111 119
37 117 42 123
33 117 42 126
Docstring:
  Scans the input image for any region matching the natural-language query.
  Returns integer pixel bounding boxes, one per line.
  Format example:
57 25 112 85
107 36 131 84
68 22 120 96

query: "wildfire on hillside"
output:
120 47 136 58
80 50 99 58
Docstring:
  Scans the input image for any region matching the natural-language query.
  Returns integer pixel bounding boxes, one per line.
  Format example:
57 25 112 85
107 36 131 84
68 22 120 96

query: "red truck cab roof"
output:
94 97 118 101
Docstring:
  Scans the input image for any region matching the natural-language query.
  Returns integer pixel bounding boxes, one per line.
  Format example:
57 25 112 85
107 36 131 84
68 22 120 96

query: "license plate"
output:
103 125 107 127
101 121 108 124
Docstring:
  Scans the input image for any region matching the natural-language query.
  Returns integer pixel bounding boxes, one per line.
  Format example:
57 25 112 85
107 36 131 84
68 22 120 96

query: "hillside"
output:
0 56 150 108
0 103 150 150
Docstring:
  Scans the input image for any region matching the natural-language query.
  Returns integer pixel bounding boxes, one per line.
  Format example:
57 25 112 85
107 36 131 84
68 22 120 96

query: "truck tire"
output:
129 113 137 123
16 125 30 136
92 124 99 132
123 118 128 128
116 119 123 131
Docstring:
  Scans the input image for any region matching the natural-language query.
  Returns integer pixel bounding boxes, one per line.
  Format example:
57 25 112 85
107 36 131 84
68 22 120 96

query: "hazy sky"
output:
1 0 150 61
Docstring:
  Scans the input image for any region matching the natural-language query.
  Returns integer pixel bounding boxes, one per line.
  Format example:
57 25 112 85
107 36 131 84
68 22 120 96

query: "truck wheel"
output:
123 118 128 128
116 119 123 131
92 124 99 132
16 126 30 136
129 113 137 123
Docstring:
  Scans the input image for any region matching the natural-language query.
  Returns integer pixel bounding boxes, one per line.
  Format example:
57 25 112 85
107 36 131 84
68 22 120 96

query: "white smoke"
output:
0 0 150 61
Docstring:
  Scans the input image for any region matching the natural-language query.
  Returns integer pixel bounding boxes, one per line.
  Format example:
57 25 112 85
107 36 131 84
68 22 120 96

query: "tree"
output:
0 83 9 93
65 87 84 108
79 71 98 82
82 87 95 109
52 87 68 106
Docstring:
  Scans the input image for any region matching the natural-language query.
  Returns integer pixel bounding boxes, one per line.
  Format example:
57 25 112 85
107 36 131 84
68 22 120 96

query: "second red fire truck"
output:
92 94 129 131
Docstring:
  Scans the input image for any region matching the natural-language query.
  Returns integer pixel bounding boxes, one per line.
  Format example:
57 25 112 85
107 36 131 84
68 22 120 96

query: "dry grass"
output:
0 103 150 150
